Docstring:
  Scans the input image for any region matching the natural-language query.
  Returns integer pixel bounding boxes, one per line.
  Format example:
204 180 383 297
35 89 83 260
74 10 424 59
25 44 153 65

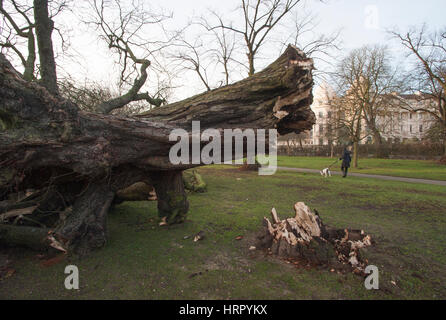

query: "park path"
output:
276 166 446 186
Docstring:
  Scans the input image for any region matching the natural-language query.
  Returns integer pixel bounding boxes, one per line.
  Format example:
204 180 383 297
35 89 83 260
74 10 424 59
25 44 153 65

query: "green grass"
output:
1 166 446 299
278 156 446 181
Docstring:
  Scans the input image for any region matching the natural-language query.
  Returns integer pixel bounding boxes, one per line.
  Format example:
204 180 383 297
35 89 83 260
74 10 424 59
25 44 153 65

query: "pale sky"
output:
17 0 446 102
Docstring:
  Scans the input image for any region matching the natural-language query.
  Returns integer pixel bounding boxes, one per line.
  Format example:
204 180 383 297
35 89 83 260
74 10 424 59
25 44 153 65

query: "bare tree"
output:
34 0 59 94
205 0 302 76
327 94 368 168
0 0 36 80
170 37 212 91
391 25 446 156
283 10 341 81
0 0 69 84
197 13 247 86
87 0 177 114
333 45 400 158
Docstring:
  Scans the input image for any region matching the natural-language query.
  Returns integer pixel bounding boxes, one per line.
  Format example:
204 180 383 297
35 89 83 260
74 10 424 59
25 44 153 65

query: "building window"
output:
410 125 413 133
327 111 332 119
319 125 324 134
419 125 423 133
319 138 324 145
410 113 413 120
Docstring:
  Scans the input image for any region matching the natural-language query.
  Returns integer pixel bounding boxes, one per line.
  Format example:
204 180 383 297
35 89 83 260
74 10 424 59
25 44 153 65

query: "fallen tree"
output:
0 45 315 254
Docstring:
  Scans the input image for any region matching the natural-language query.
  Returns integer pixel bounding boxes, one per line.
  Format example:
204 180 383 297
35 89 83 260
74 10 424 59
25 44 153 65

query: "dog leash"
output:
327 159 340 169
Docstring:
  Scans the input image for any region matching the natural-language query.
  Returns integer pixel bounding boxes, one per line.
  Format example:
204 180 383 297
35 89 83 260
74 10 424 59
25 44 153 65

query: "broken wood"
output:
0 45 315 253
115 182 157 203
257 202 373 272
0 205 38 222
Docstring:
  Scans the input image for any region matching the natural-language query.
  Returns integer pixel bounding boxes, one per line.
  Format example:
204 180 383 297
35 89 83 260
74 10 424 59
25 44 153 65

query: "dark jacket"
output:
340 149 352 168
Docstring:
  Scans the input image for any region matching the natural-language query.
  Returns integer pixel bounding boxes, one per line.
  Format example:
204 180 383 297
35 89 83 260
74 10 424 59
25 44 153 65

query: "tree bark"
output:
353 141 359 168
0 44 315 253
56 182 115 255
33 0 59 96
150 171 189 225
257 203 373 273
443 129 446 157
372 127 383 158
0 224 50 251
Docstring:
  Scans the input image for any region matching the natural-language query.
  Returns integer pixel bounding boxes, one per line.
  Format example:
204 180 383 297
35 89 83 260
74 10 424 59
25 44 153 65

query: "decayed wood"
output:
257 202 373 272
139 45 315 135
0 44 314 191
0 45 315 253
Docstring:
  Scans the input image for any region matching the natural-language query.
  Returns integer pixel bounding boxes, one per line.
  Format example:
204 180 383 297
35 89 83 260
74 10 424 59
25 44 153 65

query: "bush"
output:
278 142 444 160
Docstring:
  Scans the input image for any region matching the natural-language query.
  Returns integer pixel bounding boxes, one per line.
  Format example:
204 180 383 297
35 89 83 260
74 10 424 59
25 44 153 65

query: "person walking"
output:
340 146 352 178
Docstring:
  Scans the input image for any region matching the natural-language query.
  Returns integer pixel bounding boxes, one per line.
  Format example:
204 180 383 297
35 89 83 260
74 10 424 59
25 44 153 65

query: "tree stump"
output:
257 202 373 272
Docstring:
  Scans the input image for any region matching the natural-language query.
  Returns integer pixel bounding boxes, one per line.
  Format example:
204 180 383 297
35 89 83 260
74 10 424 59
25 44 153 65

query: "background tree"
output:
392 25 446 157
170 37 213 91
198 14 245 86
327 90 369 168
333 45 400 158
87 0 176 114
0 0 69 85
33 0 58 94
205 0 302 76
282 9 341 82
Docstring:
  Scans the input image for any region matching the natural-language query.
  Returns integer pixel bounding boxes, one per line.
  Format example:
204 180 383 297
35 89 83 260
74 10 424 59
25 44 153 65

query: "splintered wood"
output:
257 202 373 273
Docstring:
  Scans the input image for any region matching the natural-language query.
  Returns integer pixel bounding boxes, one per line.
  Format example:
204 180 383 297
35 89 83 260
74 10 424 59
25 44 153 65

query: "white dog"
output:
320 168 331 178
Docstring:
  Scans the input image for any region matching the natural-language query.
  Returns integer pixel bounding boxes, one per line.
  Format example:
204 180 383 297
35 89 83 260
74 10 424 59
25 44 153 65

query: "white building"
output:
307 85 437 146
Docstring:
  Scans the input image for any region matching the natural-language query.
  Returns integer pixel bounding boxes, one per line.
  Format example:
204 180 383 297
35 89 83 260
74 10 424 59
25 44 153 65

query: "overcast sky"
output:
51 0 446 101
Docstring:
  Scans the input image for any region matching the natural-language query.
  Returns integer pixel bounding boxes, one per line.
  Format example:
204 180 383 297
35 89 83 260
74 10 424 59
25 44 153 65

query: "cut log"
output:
0 45 315 253
115 182 157 203
257 202 373 273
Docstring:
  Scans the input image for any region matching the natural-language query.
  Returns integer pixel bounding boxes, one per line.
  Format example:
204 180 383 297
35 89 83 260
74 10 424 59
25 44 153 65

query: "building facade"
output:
307 86 437 146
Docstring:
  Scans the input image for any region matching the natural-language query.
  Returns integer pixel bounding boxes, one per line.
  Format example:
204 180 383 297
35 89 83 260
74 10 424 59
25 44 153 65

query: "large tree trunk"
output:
33 0 59 96
372 128 384 158
353 141 359 168
0 45 315 253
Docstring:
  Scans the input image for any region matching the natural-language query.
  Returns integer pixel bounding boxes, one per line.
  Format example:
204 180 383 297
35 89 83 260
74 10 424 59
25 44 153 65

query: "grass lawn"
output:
1 166 445 299
278 156 446 181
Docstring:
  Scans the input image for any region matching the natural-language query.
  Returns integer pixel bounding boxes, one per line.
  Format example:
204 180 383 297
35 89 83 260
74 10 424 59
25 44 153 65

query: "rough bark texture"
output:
256 203 373 273
139 45 315 135
150 170 189 226
33 0 59 96
0 45 315 253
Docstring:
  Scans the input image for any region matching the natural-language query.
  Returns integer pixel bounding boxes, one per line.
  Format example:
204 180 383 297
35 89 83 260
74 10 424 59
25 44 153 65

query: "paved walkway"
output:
276 167 446 186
